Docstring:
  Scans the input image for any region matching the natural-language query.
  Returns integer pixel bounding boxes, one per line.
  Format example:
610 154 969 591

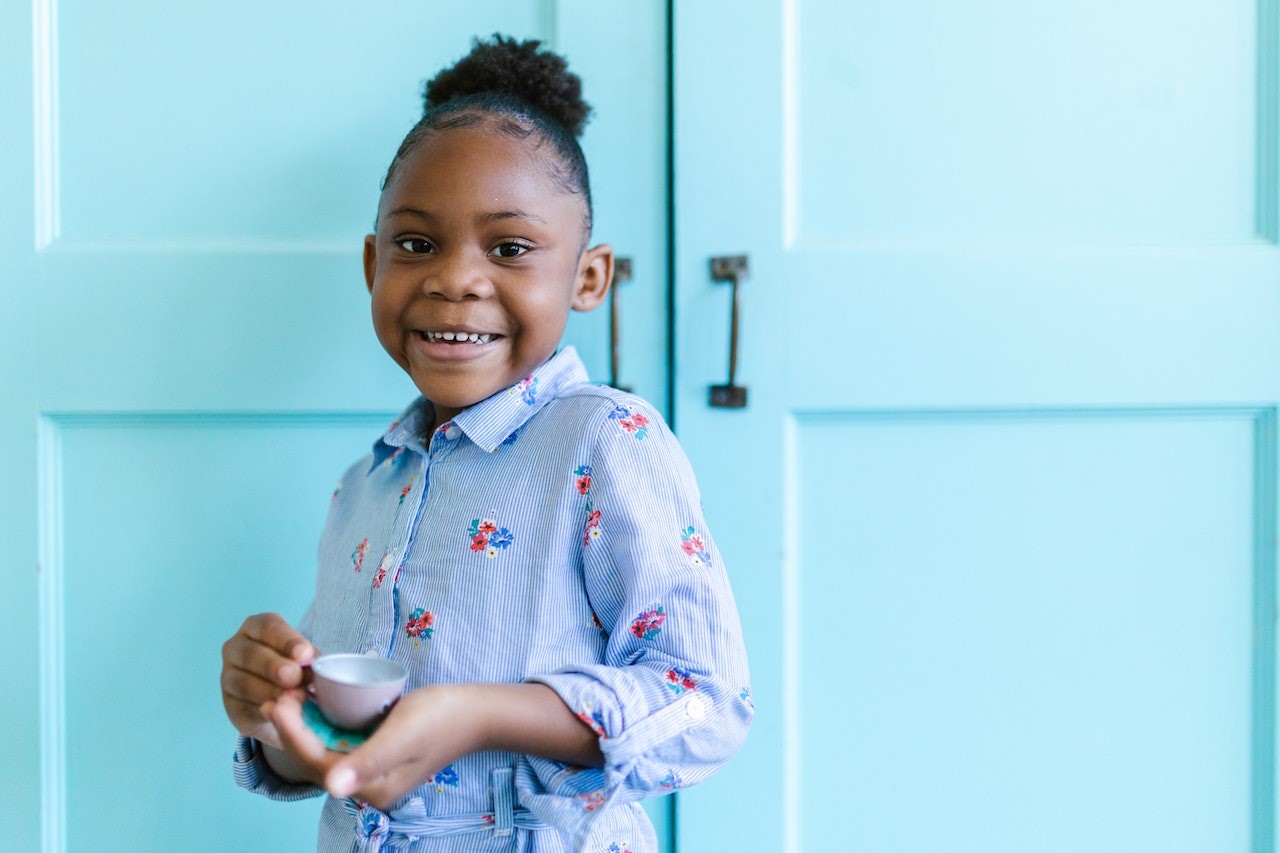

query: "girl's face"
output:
364 123 612 427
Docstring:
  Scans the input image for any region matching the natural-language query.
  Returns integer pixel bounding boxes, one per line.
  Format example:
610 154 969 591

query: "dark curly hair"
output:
379 35 594 234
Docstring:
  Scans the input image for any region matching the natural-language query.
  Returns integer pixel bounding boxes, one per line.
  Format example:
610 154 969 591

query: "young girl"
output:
220 35 751 852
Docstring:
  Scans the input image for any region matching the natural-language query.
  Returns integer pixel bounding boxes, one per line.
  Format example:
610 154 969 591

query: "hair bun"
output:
424 34 591 138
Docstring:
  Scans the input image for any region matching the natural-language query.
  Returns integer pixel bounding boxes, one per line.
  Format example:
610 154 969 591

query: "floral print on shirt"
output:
582 506 602 546
608 404 649 439
406 608 434 645
358 809 388 841
577 707 608 738
429 764 459 792
630 605 665 641
511 375 538 405
680 526 711 567
392 480 413 524
574 464 592 495
577 465 602 547
351 538 369 573
372 551 397 590
665 667 697 694
578 790 606 812
467 517 514 558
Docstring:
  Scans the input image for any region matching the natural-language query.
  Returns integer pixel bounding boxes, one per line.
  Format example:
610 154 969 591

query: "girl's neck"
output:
424 402 462 441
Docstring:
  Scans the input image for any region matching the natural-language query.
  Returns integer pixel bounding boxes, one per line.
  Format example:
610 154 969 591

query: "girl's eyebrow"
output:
385 206 435 222
478 210 547 225
383 206 547 226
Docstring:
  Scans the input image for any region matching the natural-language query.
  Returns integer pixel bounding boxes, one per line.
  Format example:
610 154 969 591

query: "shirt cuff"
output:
232 737 324 802
517 670 710 845
532 667 709 764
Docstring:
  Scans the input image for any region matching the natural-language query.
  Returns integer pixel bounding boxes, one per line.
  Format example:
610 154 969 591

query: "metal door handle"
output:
709 254 748 408
609 257 633 392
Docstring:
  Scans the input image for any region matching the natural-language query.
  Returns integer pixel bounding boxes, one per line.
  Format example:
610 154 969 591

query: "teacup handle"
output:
301 663 316 697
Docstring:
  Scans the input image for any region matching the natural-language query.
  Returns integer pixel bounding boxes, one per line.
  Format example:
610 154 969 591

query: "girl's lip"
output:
411 330 500 362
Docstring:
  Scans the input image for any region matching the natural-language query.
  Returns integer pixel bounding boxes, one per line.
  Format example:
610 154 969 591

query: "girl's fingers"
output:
268 692 336 775
223 695 266 729
222 629 311 690
263 687 448 808
223 695 283 746
252 724 284 751
220 666 281 707
222 663 310 736
220 615 316 750
236 709 284 748
324 758 416 809
324 710 439 807
324 764 360 799
243 613 315 662
328 762 433 811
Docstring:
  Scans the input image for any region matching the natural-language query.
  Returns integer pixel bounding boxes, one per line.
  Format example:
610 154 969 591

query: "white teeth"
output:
425 331 492 344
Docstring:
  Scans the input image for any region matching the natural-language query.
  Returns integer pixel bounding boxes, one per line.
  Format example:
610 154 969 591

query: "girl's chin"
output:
409 380 507 419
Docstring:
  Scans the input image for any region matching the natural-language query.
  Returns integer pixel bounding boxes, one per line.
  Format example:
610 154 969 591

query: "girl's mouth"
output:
418 330 496 344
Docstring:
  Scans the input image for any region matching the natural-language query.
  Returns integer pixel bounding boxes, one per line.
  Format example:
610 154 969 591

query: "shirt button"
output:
445 424 461 440
685 697 707 720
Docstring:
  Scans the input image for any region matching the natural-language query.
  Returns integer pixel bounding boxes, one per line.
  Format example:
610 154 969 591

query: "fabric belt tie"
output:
345 767 548 851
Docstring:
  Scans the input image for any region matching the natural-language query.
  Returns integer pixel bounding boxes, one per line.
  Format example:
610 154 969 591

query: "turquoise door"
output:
675 2 1280 851
0 2 669 850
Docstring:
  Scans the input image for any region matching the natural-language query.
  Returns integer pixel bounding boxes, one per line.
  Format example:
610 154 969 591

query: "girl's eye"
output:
397 238 434 254
491 242 530 259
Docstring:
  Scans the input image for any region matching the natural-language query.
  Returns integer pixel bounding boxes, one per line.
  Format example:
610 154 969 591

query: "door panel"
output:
1 2 669 850
790 409 1259 850
675 2 1280 851
791 0 1258 245
51 414 385 847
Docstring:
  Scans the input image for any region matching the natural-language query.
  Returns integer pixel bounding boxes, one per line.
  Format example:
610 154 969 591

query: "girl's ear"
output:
363 234 378 294
572 243 614 312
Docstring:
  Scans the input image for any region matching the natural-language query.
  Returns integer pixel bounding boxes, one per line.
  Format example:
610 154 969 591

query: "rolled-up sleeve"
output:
522 397 752 841
232 736 324 802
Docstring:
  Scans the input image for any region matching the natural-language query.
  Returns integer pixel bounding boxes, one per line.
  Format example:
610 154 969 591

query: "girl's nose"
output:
425 252 492 300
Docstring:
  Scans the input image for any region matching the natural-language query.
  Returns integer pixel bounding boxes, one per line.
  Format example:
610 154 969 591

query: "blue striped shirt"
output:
233 347 752 852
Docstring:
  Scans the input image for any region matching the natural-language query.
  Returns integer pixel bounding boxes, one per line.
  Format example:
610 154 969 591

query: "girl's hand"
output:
267 681 602 809
220 612 316 750
267 683 486 809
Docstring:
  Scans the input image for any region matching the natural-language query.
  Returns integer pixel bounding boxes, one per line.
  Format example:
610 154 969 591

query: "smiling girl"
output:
219 35 750 852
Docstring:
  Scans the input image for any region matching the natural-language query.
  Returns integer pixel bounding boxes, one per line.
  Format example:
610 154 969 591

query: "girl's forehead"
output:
375 121 589 236
385 125 558 202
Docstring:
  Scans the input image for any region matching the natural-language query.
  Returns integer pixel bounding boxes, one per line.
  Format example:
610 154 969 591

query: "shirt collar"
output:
371 346 590 462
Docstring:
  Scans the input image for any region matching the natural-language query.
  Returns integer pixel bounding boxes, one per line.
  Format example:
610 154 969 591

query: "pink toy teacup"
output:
307 653 408 731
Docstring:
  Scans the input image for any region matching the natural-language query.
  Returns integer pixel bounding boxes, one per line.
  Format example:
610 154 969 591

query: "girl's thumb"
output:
326 765 358 798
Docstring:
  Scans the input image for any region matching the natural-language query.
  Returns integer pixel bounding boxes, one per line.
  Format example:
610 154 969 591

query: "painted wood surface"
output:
674 2 1280 850
0 2 670 850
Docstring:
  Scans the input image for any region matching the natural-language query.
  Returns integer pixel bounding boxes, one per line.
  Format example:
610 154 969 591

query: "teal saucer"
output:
301 699 371 753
